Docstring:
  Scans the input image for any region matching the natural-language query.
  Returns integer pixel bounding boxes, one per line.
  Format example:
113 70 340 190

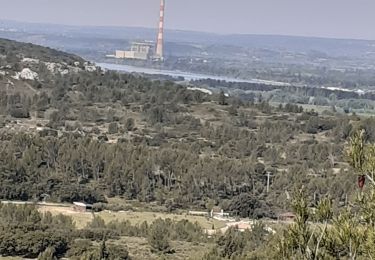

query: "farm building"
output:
188 210 209 217
210 207 230 218
73 202 93 212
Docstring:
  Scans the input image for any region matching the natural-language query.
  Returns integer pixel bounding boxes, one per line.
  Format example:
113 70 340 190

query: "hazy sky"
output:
1 0 375 40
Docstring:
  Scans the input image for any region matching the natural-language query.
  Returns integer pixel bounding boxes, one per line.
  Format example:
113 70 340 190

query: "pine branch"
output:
314 220 328 260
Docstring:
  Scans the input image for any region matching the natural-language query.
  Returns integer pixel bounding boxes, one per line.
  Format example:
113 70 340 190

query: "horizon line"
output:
1 18 375 42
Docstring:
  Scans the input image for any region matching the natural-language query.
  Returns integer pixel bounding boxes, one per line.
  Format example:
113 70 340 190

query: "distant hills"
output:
1 19 375 58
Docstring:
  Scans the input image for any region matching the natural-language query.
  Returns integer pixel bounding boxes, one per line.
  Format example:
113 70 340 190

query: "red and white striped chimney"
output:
155 0 165 60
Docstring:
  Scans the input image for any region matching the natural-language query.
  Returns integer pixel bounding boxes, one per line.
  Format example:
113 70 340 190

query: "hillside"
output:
0 37 365 212
0 38 373 259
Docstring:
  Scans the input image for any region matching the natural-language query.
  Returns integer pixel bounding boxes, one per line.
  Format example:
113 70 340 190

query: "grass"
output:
38 205 226 230
38 205 93 229
97 210 226 230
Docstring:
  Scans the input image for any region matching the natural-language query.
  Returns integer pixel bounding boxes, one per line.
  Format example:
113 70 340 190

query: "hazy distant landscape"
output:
2 3 375 258
2 19 375 90
3 19 375 115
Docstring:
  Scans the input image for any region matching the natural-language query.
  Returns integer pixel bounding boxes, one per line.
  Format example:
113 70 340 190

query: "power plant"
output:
115 41 154 60
113 0 165 61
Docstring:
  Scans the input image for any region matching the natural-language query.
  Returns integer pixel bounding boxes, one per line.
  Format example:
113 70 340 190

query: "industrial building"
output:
114 0 165 61
115 42 154 60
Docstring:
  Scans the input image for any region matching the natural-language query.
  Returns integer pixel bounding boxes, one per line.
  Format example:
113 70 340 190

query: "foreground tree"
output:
276 129 375 259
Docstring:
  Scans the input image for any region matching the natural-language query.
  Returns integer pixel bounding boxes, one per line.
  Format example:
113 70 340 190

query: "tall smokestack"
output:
155 0 165 60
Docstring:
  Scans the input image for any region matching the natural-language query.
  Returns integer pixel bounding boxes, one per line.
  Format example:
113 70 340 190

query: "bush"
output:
106 244 131 260
108 122 119 134
38 247 57 260
125 118 135 131
66 239 93 258
148 218 173 254
0 230 70 258
9 107 30 118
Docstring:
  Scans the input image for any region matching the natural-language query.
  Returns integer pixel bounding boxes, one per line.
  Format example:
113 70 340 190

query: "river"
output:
97 62 290 86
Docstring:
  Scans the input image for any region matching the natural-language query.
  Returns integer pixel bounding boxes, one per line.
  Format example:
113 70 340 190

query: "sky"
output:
1 0 375 40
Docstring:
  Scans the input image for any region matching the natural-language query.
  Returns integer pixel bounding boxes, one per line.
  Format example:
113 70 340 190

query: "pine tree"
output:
218 90 227 106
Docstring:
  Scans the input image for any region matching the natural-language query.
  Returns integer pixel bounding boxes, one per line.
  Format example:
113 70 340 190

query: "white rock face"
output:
187 87 213 95
12 68 39 80
22 58 40 64
20 68 39 80
85 65 97 72
44 61 82 75
61 69 69 75
0 70 5 76
45 62 57 73
70 67 81 73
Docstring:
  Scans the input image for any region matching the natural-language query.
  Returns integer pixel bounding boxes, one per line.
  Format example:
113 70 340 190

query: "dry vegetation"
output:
37 204 226 230
111 236 210 260
3 38 375 259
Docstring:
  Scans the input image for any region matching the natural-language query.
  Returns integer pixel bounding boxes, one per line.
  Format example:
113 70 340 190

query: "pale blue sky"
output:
1 0 375 40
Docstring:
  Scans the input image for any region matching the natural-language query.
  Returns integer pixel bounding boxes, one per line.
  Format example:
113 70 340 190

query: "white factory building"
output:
115 42 154 61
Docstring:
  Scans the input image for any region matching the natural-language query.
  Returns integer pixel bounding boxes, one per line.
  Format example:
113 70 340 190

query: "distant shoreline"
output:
97 62 291 86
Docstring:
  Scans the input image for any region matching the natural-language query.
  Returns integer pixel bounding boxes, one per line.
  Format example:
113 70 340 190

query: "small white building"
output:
211 207 230 218
188 210 209 217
